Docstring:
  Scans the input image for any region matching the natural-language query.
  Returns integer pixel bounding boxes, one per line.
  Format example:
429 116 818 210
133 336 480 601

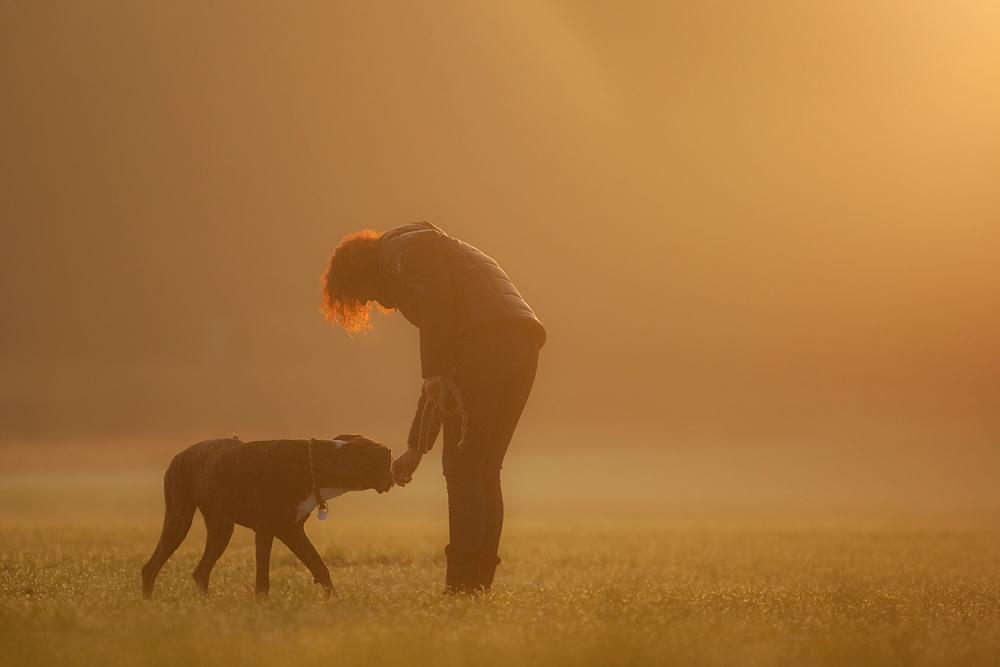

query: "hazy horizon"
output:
2 1 998 446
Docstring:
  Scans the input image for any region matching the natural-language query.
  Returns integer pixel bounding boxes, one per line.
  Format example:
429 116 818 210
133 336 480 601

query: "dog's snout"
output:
377 470 395 493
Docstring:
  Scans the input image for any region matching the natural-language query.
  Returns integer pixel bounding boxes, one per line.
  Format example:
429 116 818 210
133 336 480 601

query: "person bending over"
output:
321 221 545 594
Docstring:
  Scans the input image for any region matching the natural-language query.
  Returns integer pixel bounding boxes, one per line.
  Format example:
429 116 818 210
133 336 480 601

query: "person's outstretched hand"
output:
392 448 423 486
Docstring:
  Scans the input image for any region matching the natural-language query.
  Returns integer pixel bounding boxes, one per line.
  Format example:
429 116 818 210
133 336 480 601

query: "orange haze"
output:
1 1 998 447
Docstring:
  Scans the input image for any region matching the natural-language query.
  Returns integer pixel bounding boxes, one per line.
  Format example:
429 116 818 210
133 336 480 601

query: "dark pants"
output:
440 326 538 590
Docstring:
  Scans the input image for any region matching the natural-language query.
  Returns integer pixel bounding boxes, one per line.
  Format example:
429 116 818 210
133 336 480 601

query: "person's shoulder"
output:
380 222 450 258
377 222 448 275
382 221 446 242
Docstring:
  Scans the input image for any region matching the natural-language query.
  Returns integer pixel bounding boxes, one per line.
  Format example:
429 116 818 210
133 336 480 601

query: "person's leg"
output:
441 331 506 592
478 336 538 590
442 329 539 592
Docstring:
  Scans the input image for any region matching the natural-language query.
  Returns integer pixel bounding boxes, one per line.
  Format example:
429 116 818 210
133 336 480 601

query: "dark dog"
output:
141 434 393 597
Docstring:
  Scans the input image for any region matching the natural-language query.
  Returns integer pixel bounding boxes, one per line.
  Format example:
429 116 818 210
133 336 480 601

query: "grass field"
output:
2 438 999 666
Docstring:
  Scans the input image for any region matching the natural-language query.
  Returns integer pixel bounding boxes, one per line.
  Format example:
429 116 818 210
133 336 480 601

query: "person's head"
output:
321 230 388 333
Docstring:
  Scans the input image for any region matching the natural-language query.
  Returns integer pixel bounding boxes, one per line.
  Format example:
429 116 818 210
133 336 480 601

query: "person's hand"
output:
391 448 423 486
423 376 443 404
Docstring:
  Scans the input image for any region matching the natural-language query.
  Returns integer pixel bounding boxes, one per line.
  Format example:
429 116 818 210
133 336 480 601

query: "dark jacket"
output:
372 221 546 378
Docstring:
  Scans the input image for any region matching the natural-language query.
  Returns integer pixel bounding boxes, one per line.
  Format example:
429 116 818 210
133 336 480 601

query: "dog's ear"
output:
333 433 364 441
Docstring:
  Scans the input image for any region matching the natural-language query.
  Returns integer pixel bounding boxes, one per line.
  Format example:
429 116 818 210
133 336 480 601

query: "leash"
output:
307 438 329 520
417 377 468 452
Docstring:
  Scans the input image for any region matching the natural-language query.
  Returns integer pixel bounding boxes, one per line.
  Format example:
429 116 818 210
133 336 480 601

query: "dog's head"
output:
328 434 394 494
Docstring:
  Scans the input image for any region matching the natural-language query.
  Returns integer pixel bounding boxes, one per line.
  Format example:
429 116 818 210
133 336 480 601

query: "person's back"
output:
377 221 545 342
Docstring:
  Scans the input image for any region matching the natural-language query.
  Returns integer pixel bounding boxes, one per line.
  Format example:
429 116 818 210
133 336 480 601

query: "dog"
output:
141 434 393 598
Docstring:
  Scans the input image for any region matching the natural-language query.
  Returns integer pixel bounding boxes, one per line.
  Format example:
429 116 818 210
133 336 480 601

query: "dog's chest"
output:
295 487 358 522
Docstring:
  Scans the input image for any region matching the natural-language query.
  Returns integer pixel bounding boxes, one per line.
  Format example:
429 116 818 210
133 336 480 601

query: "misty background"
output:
2 0 997 495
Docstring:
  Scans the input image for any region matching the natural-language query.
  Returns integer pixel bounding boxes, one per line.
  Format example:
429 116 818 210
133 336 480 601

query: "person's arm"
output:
393 377 449 484
390 233 455 486
406 391 428 448
392 447 422 486
398 234 456 379
394 394 427 485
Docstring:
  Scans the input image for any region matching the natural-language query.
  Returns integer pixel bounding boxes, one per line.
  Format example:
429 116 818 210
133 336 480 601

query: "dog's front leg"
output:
254 529 274 595
276 522 334 595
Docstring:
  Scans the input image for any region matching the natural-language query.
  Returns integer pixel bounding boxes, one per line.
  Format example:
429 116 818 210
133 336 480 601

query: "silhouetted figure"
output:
322 221 545 593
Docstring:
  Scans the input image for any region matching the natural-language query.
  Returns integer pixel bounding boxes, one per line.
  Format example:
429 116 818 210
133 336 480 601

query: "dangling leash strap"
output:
307 438 329 520
416 378 468 453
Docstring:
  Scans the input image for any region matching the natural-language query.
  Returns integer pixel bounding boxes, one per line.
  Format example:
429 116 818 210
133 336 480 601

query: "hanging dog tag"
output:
317 509 328 521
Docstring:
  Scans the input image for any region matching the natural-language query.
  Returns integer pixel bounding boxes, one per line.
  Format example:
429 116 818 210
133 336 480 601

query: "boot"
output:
444 544 482 595
478 554 501 592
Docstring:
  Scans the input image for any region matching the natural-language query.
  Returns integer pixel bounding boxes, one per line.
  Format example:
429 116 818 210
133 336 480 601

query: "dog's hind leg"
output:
192 509 235 595
276 522 334 595
141 462 197 598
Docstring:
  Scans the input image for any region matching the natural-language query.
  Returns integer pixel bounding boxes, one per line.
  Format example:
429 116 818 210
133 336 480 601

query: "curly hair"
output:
320 230 391 333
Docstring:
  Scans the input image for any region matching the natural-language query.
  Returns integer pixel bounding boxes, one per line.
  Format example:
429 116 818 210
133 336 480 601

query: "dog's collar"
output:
307 438 350 520
307 438 330 520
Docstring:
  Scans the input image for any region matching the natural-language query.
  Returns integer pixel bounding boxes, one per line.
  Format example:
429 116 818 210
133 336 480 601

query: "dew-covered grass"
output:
4 520 1000 667
2 445 1000 667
